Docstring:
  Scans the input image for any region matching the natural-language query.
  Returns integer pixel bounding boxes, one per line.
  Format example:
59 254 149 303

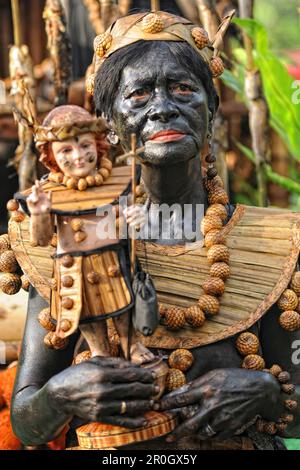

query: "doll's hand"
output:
27 180 52 215
124 204 147 230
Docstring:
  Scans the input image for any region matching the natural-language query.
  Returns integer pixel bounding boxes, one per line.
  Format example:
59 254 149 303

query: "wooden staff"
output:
130 133 137 276
11 0 22 47
151 0 160 11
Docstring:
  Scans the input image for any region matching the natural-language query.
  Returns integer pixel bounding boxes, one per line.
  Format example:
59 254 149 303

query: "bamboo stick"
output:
11 0 22 47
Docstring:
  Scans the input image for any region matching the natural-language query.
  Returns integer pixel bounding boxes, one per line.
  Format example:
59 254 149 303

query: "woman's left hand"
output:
159 368 282 442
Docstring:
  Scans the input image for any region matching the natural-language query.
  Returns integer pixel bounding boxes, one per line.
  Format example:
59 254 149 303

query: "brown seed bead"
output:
101 158 113 171
94 174 104 186
0 273 22 295
61 255 74 268
60 319 72 332
278 371 291 383
204 230 226 248
87 272 100 284
208 187 229 205
78 178 88 191
202 277 225 296
281 384 295 395
86 175 95 187
276 422 288 434
51 333 69 350
210 262 230 280
38 308 55 331
198 295 220 316
280 414 294 424
0 250 18 273
242 354 265 371
191 27 209 49
165 368 186 392
49 172 64 184
277 289 298 311
159 304 168 319
94 32 113 57
66 178 78 190
210 57 225 78
74 231 87 243
269 364 283 377
236 332 260 356
207 244 230 265
168 349 194 372
107 265 120 277
279 310 300 331
296 298 300 314
204 175 224 192
86 73 95 95
10 210 25 223
74 350 92 364
71 218 84 232
21 274 31 292
185 305 206 328
206 204 228 223
61 297 74 310
207 167 218 179
205 153 216 164
142 13 164 34
200 215 223 236
135 185 145 197
284 399 298 411
7 199 19 212
61 275 74 288
165 307 186 330
44 331 55 349
0 234 10 252
263 422 277 435
290 272 300 296
99 168 110 180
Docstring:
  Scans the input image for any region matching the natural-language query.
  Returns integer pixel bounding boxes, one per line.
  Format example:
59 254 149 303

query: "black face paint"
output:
61 158 71 167
112 46 209 166
87 152 96 163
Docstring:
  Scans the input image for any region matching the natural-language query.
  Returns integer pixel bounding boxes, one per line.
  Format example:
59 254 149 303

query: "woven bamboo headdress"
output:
86 9 235 95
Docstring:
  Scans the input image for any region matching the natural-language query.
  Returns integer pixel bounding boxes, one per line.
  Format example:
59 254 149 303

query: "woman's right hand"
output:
27 180 52 215
47 356 158 428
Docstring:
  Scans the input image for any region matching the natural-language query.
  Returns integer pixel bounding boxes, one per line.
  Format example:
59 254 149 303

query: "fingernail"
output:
166 435 175 443
153 403 160 411
151 371 157 379
155 385 160 393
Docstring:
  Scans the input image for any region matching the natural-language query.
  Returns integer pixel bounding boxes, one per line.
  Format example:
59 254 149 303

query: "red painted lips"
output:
148 130 186 143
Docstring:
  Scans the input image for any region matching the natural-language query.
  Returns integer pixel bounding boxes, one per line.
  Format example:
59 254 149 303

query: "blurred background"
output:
0 0 299 450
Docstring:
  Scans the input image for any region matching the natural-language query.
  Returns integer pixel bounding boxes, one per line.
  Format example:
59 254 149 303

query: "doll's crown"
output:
86 10 235 95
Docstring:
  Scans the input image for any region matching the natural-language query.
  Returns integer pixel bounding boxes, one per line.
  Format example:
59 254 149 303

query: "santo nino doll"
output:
22 104 154 365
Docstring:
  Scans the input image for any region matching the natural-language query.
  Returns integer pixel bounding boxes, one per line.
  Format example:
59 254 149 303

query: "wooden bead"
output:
142 13 164 34
166 368 186 392
236 332 259 356
94 174 104 186
7 199 19 212
74 350 91 364
0 273 21 295
269 364 282 377
242 354 265 371
277 371 291 383
107 265 120 277
290 272 300 296
61 275 74 288
204 229 226 248
296 297 300 313
101 158 113 171
277 289 298 311
284 399 297 411
168 349 194 372
205 153 216 164
61 255 74 268
10 210 25 223
159 304 168 319
280 413 294 423
86 175 95 187
198 294 219 316
208 187 228 205
94 32 113 57
60 319 72 332
204 175 224 192
0 234 10 253
281 384 295 395
200 215 223 236
0 250 18 273
49 172 64 184
206 204 228 223
87 272 100 284
66 177 78 190
191 27 209 49
210 262 230 280
202 277 225 296
279 310 300 331
210 57 225 78
61 297 74 310
74 231 87 243
165 307 186 330
185 305 206 328
207 244 230 264
207 167 218 179
99 168 110 180
78 178 88 191
21 274 31 292
71 218 84 232
44 332 69 350
38 308 55 331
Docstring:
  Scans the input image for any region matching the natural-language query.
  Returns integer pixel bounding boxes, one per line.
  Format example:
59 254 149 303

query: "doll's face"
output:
112 47 209 166
52 133 97 178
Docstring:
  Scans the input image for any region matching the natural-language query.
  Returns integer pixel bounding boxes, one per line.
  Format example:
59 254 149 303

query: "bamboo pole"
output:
130 133 137 276
11 0 22 47
151 0 160 11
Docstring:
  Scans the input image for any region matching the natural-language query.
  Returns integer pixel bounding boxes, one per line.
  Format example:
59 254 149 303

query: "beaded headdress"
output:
86 9 235 95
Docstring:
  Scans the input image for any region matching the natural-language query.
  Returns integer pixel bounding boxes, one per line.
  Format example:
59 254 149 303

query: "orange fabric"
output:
0 409 22 450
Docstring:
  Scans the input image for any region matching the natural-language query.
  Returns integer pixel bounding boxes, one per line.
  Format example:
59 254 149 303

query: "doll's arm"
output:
27 180 54 246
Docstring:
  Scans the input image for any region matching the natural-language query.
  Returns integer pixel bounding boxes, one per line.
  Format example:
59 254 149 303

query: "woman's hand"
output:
27 180 52 215
47 356 157 428
158 368 282 441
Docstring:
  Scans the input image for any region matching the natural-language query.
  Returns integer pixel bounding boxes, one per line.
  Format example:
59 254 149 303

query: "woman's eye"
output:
62 148 72 154
81 143 91 149
172 84 193 94
131 89 150 100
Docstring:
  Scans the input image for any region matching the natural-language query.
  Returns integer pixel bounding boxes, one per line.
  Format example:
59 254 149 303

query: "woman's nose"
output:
72 148 84 162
